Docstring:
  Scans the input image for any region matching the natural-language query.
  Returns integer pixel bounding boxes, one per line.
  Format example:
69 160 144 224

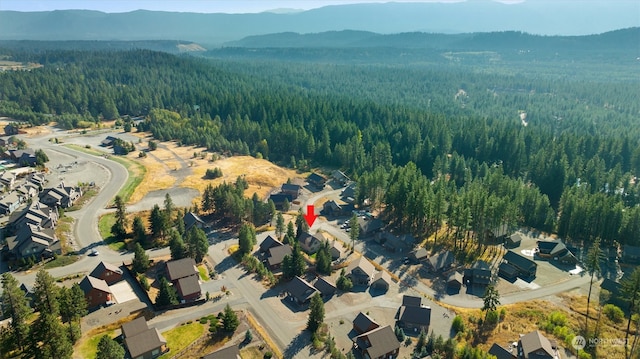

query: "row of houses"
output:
0 171 45 215
346 256 393 292
258 234 346 271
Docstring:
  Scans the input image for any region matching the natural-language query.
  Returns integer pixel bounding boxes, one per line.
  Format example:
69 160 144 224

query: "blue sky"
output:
1 0 526 13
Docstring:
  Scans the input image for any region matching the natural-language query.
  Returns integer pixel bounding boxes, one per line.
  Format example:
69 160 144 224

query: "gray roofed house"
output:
10 201 58 229
0 171 16 190
464 260 492 287
341 183 356 203
353 312 380 334
313 277 337 298
6 223 60 259
357 217 384 238
259 235 283 253
332 170 350 185
286 276 319 305
446 271 463 291
502 251 537 278
322 199 344 215
10 148 37 167
165 258 199 282
202 344 241 359
397 304 431 333
488 343 516 359
27 172 46 187
267 245 292 270
39 181 82 208
122 317 168 359
329 240 345 260
506 233 524 248
352 325 400 359
183 212 206 231
402 295 422 308
281 183 301 199
15 182 39 198
347 256 376 286
371 270 392 292
175 275 202 301
297 231 324 254
426 250 455 272
518 330 555 359
307 172 327 188
410 248 429 262
0 191 22 215
269 192 294 210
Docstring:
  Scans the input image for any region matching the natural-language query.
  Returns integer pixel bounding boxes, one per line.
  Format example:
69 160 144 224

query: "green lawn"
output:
77 330 115 359
159 322 205 359
43 255 79 269
198 265 210 281
98 213 126 251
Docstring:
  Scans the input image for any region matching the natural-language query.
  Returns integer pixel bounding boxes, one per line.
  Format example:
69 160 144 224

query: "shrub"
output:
486 310 499 326
205 167 223 179
603 304 625 323
451 315 465 334
264 352 273 359
138 275 150 291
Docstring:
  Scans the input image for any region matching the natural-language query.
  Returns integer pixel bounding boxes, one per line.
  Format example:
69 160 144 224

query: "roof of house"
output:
503 251 537 272
499 262 519 277
323 200 342 211
519 330 554 358
20 283 34 294
314 277 337 296
347 256 376 278
332 170 350 181
353 325 400 359
287 276 319 303
341 183 356 198
269 193 294 203
307 172 326 183
353 312 379 334
329 240 345 256
447 271 463 284
488 343 516 359
183 212 205 230
0 192 21 207
260 235 283 252
411 248 429 260
623 245 640 257
372 270 392 286
122 317 149 338
267 245 292 266
202 344 241 359
398 305 431 326
402 295 422 307
166 258 198 281
90 261 123 278
79 275 110 295
281 183 301 192
538 240 567 256
601 278 621 295
357 217 384 234
124 327 166 358
297 231 322 252
472 260 491 271
176 275 201 298
509 233 524 243
428 250 455 271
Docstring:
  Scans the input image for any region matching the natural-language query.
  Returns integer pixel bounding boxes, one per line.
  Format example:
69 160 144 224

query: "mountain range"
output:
1 1 638 45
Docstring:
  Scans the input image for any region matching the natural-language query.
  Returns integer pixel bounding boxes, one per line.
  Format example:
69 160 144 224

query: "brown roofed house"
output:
90 261 123 285
285 276 319 306
518 330 556 359
352 325 400 359
79 275 112 308
122 317 168 359
353 312 380 334
202 344 241 359
347 256 376 286
165 258 201 301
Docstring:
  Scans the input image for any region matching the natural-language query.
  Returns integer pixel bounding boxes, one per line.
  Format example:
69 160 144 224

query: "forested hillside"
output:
0 46 638 249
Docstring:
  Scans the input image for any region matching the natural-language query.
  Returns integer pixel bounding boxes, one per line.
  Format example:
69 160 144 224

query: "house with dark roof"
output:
165 258 201 302
183 212 206 232
464 260 492 288
10 148 37 167
357 217 384 238
332 170 351 185
537 239 578 265
10 201 58 230
447 272 463 292
307 172 327 188
371 271 392 292
259 235 283 254
90 261 123 285
19 283 35 307
410 248 428 262
402 295 422 308
79 275 112 308
4 124 19 136
488 343 516 359
601 278 625 306
100 136 117 147
313 277 337 298
122 317 168 359
6 223 61 260
518 330 556 359
28 172 46 187
269 193 294 210
281 183 301 199
285 276 319 306
622 245 640 264
506 233 524 248
397 303 431 334
202 344 241 359
353 312 380 334
352 325 400 359
266 245 292 271
500 251 537 279
297 232 323 254
347 256 376 286
426 250 455 272
329 240 345 260
0 192 22 215
341 183 356 203
40 181 82 208
322 200 344 216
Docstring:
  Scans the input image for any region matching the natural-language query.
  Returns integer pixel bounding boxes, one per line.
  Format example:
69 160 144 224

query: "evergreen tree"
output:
32 269 60 315
30 313 73 359
132 243 150 274
169 229 188 260
175 208 186 235
96 335 125 359
149 204 168 241
238 223 256 256
307 293 325 333
336 269 353 292
621 267 640 359
156 277 178 307
286 221 296 242
315 241 332 275
112 195 127 240
222 304 239 332
35 149 49 166
186 226 209 263
275 212 285 240
349 213 359 251
132 215 146 244
482 285 501 320
1 273 32 351
164 193 175 222
295 210 309 237
585 237 603 333
59 283 87 323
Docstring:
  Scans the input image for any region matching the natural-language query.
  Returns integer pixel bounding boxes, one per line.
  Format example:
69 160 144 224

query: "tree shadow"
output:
432 278 447 301
283 331 312 359
214 256 238 274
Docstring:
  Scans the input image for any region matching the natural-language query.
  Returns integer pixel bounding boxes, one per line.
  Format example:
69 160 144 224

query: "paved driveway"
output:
110 280 138 303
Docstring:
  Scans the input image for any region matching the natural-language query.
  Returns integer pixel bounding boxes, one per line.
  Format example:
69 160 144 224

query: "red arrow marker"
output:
303 205 318 227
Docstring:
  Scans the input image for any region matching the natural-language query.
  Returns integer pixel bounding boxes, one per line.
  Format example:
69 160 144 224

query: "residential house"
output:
506 233 523 248
447 272 463 292
537 239 578 265
183 212 206 232
9 149 37 167
518 330 556 359
410 248 428 263
285 276 319 306
297 231 323 254
622 245 640 264
0 171 16 190
313 277 337 298
27 172 46 187
357 217 384 238
19 283 35 307
426 251 455 272
79 275 112 308
464 260 492 288
402 295 422 308
4 124 18 136
266 245 292 271
6 223 60 259
281 183 302 199
352 325 400 359
100 136 117 147
0 192 22 215
90 261 123 285
500 251 537 280
322 200 344 216
490 224 510 242
307 172 327 188
165 258 201 302
259 235 283 254
488 343 516 359
122 317 168 359
376 232 411 253
202 344 241 359
332 170 350 186
347 256 376 286
40 181 82 208
10 201 58 229
396 297 431 334
353 312 380 334
371 271 392 292
15 182 39 198
329 240 345 260
269 193 294 210
341 183 356 203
